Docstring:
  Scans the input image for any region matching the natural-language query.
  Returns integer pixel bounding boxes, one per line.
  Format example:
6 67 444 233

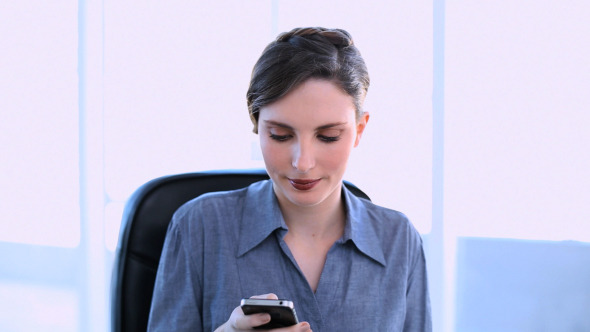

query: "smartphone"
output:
240 298 299 329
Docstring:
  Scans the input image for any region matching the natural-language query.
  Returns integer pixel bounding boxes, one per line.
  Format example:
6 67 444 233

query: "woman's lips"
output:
289 178 321 191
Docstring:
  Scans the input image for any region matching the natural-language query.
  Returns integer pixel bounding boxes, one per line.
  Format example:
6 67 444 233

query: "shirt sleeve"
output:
147 210 203 332
403 233 433 332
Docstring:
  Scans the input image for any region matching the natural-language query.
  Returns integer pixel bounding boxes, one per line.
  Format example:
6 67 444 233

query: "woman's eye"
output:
269 134 292 142
318 135 340 143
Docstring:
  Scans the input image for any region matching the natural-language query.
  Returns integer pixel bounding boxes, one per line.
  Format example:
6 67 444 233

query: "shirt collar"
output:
341 186 386 266
237 180 386 266
237 180 286 257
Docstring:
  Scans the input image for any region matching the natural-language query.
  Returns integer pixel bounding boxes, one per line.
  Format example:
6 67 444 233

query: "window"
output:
0 3 80 330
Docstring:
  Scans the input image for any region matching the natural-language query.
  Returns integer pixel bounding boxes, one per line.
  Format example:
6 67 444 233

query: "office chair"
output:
111 169 370 332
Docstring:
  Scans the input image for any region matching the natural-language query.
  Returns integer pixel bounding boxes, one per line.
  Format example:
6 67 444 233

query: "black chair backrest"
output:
110 169 370 332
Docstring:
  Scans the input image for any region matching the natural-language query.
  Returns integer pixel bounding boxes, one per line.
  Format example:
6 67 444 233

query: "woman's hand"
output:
214 293 312 332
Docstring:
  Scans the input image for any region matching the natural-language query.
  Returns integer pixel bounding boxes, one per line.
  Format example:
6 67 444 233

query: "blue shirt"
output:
148 180 431 331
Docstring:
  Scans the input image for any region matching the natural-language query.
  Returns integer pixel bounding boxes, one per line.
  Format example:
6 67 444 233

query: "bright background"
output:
1 1 589 331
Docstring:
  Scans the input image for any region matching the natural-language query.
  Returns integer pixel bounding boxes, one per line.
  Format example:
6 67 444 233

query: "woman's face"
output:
258 79 369 210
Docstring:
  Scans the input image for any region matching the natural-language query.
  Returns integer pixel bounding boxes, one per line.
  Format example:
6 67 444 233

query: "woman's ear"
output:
354 112 370 147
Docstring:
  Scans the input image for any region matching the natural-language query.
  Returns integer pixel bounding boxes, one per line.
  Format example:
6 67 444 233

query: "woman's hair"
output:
247 27 370 133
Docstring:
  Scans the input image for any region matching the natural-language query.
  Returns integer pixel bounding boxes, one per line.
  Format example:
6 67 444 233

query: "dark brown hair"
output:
247 27 370 133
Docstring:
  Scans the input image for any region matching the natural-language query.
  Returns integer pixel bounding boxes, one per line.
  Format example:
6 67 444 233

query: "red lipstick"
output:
289 178 320 191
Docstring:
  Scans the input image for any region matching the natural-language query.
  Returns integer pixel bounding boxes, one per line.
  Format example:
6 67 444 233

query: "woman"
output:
148 27 431 332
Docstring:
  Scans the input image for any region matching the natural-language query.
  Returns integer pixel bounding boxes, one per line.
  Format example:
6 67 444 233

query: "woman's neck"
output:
277 187 346 241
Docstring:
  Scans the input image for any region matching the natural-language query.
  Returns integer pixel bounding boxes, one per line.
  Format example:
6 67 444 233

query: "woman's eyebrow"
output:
263 120 293 130
317 122 347 130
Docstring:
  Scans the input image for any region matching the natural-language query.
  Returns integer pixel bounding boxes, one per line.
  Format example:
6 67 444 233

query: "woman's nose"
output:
292 141 315 173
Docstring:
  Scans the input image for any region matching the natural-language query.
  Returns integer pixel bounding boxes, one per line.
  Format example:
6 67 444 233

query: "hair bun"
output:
277 27 354 48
